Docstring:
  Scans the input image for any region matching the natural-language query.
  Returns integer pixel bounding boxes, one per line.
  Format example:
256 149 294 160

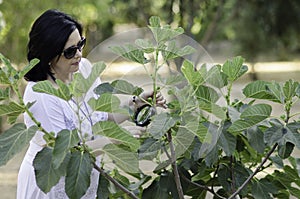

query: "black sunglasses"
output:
62 37 86 59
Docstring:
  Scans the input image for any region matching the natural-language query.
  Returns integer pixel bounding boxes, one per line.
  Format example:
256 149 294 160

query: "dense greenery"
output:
0 0 300 64
0 16 300 199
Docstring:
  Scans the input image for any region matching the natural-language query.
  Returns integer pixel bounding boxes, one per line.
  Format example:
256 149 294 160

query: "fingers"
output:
155 92 168 109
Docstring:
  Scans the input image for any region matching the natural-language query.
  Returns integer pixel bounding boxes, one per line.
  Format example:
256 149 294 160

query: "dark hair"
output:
24 9 83 81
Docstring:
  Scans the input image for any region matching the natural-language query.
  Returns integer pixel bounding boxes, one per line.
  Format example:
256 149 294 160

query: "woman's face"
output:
51 29 83 82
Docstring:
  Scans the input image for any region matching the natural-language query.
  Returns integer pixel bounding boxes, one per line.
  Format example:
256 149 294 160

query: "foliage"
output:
0 16 300 199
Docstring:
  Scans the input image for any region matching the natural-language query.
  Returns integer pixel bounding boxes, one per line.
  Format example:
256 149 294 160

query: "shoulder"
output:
23 81 63 108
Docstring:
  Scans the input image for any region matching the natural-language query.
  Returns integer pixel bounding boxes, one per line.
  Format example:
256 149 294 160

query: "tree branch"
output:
167 131 185 199
93 163 139 199
228 143 278 199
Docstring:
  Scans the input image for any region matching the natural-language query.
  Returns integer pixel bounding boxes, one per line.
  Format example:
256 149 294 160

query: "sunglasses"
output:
62 37 86 59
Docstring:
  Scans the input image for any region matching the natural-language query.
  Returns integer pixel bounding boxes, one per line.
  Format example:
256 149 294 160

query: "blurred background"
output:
0 0 299 65
0 0 300 198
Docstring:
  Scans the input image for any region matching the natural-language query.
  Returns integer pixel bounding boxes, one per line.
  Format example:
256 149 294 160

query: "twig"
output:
93 163 139 199
167 131 185 199
228 143 278 199
180 172 227 199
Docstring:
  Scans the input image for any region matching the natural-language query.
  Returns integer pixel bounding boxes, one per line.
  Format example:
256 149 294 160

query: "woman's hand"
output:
135 90 167 109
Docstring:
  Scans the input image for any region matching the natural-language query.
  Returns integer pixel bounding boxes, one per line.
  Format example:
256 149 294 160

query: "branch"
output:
93 163 139 199
167 131 185 199
228 143 278 199
180 172 227 199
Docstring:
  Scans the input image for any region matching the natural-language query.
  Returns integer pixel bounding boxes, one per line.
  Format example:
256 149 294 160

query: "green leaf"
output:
135 39 155 53
33 80 71 101
0 101 25 116
228 104 272 133
148 113 179 139
94 80 143 96
65 151 93 199
198 101 226 120
88 93 127 114
92 121 140 151
174 125 195 157
205 65 228 88
278 142 294 159
0 123 37 166
18 58 39 80
265 81 284 103
252 179 277 199
247 127 266 153
222 56 247 81
195 85 220 103
138 138 162 160
161 41 195 60
181 60 204 87
242 80 280 102
71 61 106 97
149 26 184 44
97 174 110 199
218 130 236 156
109 44 147 64
52 129 80 169
283 79 299 100
0 87 10 101
103 144 139 173
149 16 160 28
34 147 70 193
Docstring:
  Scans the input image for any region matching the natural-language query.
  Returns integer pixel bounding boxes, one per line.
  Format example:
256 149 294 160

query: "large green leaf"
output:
264 122 300 149
138 138 162 160
181 60 204 87
252 179 277 199
103 144 139 173
52 129 80 169
174 125 195 157
195 85 220 103
65 151 93 199
247 126 266 153
97 174 110 199
71 61 106 97
34 147 70 193
205 65 228 88
265 81 284 103
0 53 16 85
109 44 147 64
0 101 25 116
148 113 179 139
161 40 195 61
135 39 155 53
242 80 280 102
218 130 236 156
33 80 71 101
222 56 247 81
94 80 143 96
228 104 272 133
88 93 127 114
0 123 37 166
92 121 140 151
198 101 226 120
283 79 299 100
148 16 184 44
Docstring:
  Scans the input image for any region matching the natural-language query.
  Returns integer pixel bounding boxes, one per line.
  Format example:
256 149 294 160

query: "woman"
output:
17 9 166 199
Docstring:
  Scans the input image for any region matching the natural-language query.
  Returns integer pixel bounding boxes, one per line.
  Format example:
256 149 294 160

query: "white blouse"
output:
17 58 108 199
